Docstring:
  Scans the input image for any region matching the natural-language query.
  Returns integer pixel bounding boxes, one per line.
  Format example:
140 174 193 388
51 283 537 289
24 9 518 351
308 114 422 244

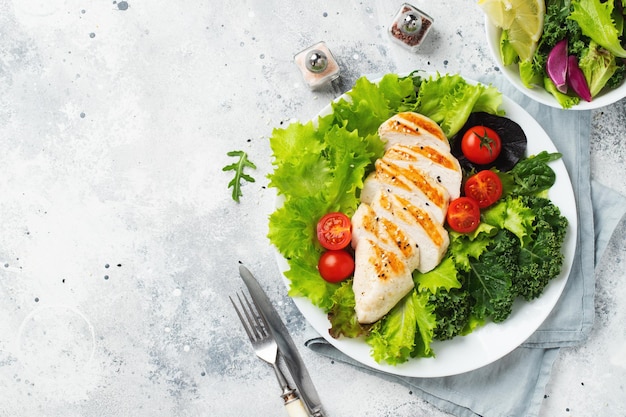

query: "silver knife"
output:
239 264 326 417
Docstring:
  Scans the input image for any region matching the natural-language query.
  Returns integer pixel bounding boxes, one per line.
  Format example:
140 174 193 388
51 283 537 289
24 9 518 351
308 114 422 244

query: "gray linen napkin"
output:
304 76 626 417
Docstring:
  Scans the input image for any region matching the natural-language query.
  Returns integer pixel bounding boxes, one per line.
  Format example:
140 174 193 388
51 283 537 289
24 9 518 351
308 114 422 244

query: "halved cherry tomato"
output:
446 197 481 233
464 170 503 208
317 250 355 283
316 212 352 250
461 125 502 165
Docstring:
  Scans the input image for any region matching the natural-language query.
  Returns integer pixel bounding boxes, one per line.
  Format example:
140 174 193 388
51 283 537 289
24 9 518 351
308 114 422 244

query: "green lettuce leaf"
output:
483 196 536 245
579 40 621 96
448 227 495 272
268 121 329 198
367 290 436 364
519 59 544 88
284 257 339 311
268 196 328 266
415 74 504 137
411 290 438 358
331 76 402 136
544 77 581 109
569 0 626 58
414 256 462 294
327 280 367 338
500 29 520 66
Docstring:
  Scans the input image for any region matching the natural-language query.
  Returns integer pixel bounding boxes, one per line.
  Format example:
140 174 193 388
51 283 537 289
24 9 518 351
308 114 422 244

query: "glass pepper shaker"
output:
294 41 340 89
388 3 434 52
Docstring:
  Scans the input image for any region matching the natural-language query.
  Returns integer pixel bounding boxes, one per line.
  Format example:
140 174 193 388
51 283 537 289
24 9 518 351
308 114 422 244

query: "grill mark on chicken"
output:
392 194 445 247
385 112 447 145
359 204 415 259
387 144 458 170
380 217 414 258
377 159 447 210
368 238 406 281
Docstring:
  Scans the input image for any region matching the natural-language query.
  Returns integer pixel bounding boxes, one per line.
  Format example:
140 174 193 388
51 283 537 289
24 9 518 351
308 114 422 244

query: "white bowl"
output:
485 18 626 110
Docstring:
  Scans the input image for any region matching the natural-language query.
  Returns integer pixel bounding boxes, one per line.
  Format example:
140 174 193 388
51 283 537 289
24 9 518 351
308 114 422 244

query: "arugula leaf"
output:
569 0 626 58
223 150 256 202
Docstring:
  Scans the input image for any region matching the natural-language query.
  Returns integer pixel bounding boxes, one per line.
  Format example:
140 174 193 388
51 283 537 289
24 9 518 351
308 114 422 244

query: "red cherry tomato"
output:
316 212 352 250
461 126 502 165
317 250 355 283
446 197 481 233
464 170 503 208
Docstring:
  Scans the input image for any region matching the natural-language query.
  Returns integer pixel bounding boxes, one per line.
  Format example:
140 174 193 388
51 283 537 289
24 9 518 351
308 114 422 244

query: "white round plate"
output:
485 18 626 110
276 74 578 377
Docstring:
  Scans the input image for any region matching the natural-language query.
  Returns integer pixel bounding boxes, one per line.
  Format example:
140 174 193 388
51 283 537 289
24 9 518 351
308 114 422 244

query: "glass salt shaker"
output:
388 3 434 52
294 41 340 89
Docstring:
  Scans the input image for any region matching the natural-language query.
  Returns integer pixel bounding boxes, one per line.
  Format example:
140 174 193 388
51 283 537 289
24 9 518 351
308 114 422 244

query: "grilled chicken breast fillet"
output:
360 159 450 223
384 143 462 200
370 190 449 273
351 203 419 324
378 112 450 152
350 112 461 324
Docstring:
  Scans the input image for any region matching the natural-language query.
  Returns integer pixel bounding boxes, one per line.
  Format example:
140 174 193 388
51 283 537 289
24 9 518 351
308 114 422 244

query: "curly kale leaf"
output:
223 150 256 202
513 196 569 300
466 229 519 323
413 256 469 341
430 285 471 341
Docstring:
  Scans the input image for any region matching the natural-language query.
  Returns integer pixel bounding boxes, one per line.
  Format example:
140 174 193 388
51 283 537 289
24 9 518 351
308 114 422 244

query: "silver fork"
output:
230 292 310 417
